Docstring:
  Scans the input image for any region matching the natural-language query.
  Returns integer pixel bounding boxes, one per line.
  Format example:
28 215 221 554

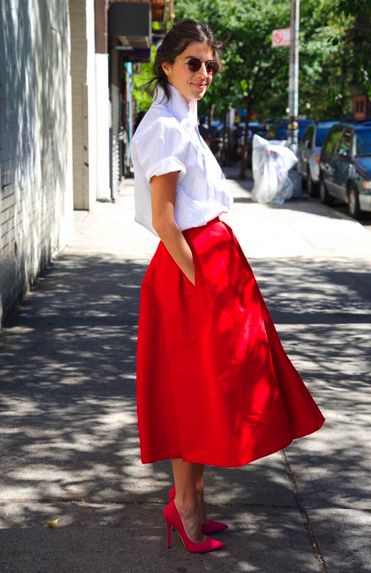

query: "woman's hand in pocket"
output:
151 172 196 287
184 264 195 286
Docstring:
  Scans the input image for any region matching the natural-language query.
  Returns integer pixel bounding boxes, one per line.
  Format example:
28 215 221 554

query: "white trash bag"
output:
251 134 298 205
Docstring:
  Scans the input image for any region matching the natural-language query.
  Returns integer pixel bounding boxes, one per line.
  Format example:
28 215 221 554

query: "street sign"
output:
272 28 291 47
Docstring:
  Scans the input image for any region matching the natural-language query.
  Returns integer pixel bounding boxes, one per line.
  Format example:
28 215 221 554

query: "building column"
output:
95 0 111 201
69 0 97 210
110 46 122 200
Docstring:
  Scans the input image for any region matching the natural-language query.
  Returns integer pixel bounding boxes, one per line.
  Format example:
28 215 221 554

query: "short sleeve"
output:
133 118 187 183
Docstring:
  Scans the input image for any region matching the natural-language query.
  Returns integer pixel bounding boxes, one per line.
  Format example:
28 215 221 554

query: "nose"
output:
196 63 209 79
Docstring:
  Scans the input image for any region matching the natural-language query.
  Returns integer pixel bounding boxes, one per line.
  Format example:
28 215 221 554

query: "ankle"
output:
195 488 207 523
195 478 204 496
173 500 205 543
174 496 199 519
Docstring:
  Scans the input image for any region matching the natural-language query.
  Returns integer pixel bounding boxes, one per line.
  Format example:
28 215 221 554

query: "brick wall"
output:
0 0 74 324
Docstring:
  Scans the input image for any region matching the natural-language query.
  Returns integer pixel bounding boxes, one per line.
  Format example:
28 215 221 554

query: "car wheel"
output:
301 169 307 190
307 172 318 197
348 186 361 219
319 179 334 205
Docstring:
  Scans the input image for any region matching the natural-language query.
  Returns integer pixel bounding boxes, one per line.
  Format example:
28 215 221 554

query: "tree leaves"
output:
132 1 369 120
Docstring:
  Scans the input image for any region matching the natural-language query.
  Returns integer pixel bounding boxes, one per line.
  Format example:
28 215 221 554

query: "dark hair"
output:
151 19 224 101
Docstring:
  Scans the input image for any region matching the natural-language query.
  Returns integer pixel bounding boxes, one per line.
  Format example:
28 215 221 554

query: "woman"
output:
131 20 324 554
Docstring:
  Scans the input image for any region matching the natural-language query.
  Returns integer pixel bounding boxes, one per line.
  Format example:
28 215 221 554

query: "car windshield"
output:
356 129 371 155
316 127 332 146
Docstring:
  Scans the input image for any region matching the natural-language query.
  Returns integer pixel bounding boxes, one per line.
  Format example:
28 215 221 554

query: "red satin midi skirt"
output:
136 217 324 466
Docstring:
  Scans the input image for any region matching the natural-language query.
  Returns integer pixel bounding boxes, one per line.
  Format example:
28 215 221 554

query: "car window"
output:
316 127 332 147
337 129 353 157
300 128 309 146
300 125 313 146
355 129 371 155
277 126 287 140
322 127 343 155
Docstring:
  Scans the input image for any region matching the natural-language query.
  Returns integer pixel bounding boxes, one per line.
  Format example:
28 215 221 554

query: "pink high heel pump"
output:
163 500 225 554
168 485 229 535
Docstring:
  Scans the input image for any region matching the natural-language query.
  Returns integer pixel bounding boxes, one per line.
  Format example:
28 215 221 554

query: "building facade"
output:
0 0 167 325
352 92 371 122
0 0 74 323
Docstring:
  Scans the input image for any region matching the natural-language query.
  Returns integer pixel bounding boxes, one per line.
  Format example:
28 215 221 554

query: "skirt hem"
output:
140 417 325 467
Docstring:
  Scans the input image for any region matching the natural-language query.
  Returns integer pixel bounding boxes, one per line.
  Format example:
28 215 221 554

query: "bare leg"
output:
194 464 207 522
171 459 206 542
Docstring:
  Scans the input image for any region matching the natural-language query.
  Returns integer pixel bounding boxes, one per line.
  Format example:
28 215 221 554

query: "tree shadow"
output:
0 252 370 571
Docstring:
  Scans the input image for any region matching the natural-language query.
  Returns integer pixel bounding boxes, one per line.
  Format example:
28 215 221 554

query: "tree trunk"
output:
239 98 251 180
222 107 228 165
209 103 215 127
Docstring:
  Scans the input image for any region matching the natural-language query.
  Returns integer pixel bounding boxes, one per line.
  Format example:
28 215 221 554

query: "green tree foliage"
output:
132 0 370 121
178 0 370 120
299 1 351 118
175 0 290 120
132 45 156 113
300 0 371 118
330 0 371 97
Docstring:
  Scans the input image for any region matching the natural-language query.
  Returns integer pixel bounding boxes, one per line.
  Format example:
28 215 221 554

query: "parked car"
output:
319 123 371 218
267 119 313 142
297 121 338 196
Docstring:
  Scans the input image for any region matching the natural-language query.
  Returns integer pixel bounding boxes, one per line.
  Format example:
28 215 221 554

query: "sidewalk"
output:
0 169 370 572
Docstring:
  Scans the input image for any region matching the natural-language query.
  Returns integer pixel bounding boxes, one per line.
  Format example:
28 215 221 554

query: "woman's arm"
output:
151 172 195 285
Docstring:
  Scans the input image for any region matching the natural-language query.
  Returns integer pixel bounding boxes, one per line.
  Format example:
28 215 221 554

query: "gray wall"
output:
0 0 74 323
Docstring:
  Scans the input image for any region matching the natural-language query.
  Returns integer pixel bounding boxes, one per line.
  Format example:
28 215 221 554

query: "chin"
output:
192 89 207 100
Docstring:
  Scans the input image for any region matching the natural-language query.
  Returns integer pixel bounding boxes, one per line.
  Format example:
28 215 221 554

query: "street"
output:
0 170 370 572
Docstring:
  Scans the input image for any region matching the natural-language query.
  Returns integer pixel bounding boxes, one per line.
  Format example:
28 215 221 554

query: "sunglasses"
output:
186 57 220 76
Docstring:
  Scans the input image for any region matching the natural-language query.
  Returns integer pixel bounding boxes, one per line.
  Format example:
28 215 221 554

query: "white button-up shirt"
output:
131 84 232 235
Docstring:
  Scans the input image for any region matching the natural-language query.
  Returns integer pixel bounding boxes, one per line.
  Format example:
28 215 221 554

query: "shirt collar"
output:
154 84 198 127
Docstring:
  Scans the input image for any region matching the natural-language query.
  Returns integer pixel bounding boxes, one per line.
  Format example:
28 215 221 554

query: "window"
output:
316 127 332 147
301 125 314 148
322 127 343 155
355 100 365 114
337 129 353 157
355 129 371 155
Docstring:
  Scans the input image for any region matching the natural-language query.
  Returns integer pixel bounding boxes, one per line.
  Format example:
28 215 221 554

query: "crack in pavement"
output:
281 450 328 573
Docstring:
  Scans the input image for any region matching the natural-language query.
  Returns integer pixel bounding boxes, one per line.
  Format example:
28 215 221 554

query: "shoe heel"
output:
166 519 172 549
163 500 225 554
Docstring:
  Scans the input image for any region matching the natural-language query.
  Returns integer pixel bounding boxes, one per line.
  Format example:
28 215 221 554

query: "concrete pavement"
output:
0 169 370 572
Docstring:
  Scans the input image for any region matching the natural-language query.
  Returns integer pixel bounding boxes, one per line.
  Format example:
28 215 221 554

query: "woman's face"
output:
161 41 215 103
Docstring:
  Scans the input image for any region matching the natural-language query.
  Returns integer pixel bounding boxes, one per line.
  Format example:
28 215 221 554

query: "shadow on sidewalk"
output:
0 255 146 508
0 251 370 571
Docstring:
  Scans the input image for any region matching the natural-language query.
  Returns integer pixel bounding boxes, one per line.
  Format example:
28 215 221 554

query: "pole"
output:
288 0 299 150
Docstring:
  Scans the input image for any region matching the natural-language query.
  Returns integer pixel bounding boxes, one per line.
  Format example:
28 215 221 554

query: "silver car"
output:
298 121 337 196
319 122 371 218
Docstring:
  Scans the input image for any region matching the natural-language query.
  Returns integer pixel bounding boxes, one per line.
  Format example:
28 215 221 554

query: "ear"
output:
161 62 172 77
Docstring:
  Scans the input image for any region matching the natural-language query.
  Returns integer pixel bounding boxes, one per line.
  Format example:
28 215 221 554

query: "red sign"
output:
272 28 291 47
